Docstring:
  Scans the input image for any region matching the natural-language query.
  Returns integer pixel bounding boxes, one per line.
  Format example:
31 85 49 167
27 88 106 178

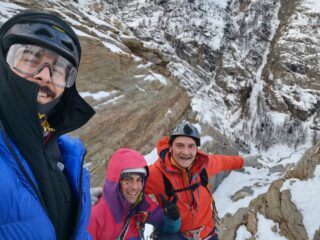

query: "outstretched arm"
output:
207 154 244 176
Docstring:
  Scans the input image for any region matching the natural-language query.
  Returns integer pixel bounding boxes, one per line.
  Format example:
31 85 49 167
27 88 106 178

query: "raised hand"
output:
160 194 180 220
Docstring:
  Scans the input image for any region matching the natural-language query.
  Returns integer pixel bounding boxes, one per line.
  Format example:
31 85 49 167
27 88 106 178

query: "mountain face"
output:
1 0 319 239
102 0 320 153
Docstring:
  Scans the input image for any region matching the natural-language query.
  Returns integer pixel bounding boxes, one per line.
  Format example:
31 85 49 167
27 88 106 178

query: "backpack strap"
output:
117 218 130 240
162 171 175 198
162 168 221 227
162 168 210 198
199 168 212 195
198 169 221 225
162 167 221 227
159 148 168 162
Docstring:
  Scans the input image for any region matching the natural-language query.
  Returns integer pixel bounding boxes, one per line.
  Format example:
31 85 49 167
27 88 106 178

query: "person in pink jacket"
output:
88 148 181 240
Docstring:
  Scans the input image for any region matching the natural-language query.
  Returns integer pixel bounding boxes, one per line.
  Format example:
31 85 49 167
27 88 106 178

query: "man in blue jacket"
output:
0 10 95 239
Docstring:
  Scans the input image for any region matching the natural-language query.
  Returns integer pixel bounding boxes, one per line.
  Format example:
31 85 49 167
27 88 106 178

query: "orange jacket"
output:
145 136 244 238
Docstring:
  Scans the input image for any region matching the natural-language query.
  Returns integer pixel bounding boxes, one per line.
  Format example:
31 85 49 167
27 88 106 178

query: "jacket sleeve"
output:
0 140 56 240
159 215 181 233
206 155 244 177
0 221 56 240
87 200 106 240
58 136 92 240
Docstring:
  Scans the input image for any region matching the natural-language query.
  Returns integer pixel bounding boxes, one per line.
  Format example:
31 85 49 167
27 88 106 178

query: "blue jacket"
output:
0 132 92 240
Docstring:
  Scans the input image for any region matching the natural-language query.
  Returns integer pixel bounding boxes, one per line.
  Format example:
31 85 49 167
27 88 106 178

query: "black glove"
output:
160 194 180 220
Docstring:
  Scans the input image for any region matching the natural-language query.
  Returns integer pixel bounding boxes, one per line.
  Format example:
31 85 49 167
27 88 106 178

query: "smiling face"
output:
120 174 144 205
11 50 65 104
170 136 198 169
5 44 77 105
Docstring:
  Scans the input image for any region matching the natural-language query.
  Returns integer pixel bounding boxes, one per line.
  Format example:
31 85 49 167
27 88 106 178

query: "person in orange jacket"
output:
145 120 248 240
89 122 262 239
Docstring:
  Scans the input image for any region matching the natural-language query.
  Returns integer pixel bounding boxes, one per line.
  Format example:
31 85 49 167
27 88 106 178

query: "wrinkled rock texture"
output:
73 36 192 185
2 0 244 186
4 0 318 184
101 0 320 153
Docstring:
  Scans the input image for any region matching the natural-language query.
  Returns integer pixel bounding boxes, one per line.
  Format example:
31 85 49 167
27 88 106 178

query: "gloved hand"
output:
242 154 263 168
160 194 180 220
90 187 103 206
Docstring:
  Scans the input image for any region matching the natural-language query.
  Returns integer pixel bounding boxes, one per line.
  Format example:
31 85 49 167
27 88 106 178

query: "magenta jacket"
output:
88 148 180 240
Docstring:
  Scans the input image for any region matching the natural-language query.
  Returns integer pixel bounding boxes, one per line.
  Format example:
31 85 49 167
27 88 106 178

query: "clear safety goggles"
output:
6 44 77 88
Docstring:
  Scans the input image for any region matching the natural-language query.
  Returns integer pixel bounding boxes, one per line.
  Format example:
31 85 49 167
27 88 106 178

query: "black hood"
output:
0 58 95 148
0 11 95 236
0 33 95 157
0 9 95 148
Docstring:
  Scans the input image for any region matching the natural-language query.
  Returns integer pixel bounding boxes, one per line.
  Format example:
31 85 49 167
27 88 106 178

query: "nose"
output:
33 65 52 84
129 179 142 190
181 146 190 155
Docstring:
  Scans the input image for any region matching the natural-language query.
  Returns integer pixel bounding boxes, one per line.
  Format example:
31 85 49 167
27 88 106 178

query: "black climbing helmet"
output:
0 10 81 68
169 120 201 146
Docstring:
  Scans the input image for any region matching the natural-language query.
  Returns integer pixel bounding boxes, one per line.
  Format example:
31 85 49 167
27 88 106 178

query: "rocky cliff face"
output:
0 0 247 186
99 0 320 152
219 141 320 240
1 0 319 238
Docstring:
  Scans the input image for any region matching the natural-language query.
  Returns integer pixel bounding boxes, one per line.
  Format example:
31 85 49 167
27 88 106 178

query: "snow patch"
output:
143 71 167 85
236 225 252 240
80 91 117 100
144 148 158 165
255 213 287 240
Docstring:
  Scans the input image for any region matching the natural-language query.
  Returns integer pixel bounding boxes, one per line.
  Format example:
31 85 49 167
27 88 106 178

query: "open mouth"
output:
126 192 139 196
179 156 193 161
38 86 54 98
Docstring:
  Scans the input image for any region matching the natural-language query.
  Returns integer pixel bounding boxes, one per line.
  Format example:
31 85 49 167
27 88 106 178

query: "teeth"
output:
38 91 48 98
127 192 138 195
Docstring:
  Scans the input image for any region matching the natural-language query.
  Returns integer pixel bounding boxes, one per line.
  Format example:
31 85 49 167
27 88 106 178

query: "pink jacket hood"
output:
88 149 169 240
106 148 148 183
